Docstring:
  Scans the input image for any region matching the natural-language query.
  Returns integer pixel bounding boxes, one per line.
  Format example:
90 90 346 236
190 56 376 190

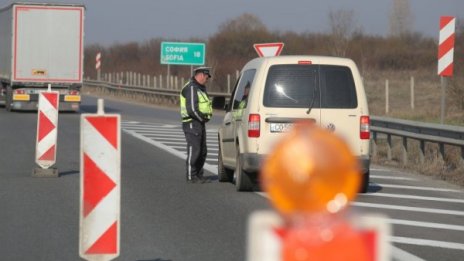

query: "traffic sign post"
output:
160 42 205 65
437 16 456 124
253 42 284 57
33 84 59 177
79 99 121 261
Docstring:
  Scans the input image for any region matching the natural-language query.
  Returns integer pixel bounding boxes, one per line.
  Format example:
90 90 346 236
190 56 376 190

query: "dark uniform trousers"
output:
182 120 207 181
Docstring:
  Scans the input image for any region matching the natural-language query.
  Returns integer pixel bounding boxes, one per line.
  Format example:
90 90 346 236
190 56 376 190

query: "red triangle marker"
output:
83 153 116 217
86 116 118 149
42 92 58 109
38 145 55 161
85 221 117 254
38 111 55 142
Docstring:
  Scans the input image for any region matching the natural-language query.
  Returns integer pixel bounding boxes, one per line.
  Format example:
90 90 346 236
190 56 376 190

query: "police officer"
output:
180 67 213 183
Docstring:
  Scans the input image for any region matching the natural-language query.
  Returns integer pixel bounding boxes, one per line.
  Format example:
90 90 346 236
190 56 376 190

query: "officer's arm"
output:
184 85 205 122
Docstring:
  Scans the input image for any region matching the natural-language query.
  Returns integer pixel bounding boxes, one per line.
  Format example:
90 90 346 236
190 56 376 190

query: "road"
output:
0 95 463 261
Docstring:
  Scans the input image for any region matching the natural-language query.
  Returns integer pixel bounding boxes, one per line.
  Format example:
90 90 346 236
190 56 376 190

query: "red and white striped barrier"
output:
80 99 121 261
438 16 456 77
95 52 101 71
247 211 390 261
35 85 59 170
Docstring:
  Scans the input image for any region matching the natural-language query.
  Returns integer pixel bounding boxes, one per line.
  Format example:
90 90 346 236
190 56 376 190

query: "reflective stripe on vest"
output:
180 84 212 122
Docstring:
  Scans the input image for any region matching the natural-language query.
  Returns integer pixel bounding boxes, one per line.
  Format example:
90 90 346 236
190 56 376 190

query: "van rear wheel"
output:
234 149 253 192
359 171 370 193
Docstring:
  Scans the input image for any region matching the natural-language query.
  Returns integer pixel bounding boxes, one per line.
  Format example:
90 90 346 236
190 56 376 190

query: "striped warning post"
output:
438 16 456 77
95 52 101 70
79 99 120 261
35 89 59 169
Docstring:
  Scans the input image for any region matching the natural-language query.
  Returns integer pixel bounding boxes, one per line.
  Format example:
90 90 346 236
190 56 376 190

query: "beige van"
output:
218 55 370 192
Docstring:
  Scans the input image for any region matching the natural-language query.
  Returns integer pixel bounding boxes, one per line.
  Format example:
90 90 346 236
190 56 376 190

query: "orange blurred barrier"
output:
247 122 390 261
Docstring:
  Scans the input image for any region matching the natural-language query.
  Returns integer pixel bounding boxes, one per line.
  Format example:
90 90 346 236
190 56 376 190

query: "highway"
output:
1 95 463 261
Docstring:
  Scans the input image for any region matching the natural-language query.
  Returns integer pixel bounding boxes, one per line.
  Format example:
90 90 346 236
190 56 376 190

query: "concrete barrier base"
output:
32 167 59 178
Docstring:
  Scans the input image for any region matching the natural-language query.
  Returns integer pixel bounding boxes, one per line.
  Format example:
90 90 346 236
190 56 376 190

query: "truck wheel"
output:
234 148 253 192
218 142 233 182
359 171 370 193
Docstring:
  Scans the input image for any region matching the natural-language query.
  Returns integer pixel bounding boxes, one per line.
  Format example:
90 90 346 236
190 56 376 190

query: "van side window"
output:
320 66 357 108
232 69 256 110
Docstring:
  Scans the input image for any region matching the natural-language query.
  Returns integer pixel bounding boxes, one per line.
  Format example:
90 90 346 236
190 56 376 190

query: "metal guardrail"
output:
371 116 464 164
84 79 464 165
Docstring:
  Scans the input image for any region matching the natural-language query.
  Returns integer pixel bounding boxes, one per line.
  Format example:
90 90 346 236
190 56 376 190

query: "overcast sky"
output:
0 0 462 46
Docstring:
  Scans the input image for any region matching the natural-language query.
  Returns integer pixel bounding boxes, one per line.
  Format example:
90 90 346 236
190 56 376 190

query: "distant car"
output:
217 55 370 192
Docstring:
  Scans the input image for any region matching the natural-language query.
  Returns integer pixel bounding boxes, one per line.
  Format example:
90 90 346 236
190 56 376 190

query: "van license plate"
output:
270 123 293 133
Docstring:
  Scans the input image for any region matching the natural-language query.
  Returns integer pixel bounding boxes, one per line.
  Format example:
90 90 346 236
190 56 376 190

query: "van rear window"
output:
263 64 357 108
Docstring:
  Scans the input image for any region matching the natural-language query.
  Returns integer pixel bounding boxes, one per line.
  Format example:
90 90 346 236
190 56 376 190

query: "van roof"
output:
244 55 356 70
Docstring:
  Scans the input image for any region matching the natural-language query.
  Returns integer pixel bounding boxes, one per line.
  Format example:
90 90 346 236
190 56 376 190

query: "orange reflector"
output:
65 95 81 102
13 94 30 101
261 122 360 216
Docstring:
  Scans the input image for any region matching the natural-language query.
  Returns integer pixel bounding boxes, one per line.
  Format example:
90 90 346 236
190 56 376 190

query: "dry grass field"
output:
363 69 464 186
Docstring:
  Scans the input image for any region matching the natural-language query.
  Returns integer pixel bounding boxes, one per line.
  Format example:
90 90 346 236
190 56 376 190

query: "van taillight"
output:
360 116 370 139
248 114 260 138
298 60 312 64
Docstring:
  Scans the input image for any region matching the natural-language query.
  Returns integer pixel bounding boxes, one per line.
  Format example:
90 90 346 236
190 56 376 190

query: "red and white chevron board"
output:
35 91 59 169
79 114 121 261
438 16 456 77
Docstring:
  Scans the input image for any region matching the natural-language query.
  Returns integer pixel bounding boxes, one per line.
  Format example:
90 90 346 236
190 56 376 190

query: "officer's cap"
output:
194 67 212 78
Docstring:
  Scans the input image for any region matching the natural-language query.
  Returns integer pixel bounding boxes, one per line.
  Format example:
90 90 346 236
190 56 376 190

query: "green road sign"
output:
161 42 205 65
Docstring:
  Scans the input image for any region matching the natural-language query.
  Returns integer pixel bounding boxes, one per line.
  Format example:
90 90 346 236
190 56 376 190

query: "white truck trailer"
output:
0 3 85 111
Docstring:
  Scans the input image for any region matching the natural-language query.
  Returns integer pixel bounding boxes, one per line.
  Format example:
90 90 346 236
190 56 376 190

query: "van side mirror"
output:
212 96 226 110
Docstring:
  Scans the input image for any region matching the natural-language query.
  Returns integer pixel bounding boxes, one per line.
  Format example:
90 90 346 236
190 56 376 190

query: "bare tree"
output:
328 8 359 57
389 0 414 37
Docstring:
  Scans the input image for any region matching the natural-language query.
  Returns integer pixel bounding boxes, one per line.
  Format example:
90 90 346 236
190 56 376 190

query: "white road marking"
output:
391 237 464 251
389 219 464 231
351 202 464 216
370 175 416 181
374 183 463 193
363 193 464 203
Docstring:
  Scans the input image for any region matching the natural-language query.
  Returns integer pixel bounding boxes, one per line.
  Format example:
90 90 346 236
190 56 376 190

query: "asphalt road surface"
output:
0 95 463 261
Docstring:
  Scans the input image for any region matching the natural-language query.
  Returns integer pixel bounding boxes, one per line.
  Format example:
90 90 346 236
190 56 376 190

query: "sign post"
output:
253 42 284 57
437 16 456 124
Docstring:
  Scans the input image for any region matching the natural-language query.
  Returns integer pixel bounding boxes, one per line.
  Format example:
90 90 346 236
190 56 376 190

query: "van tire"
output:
218 143 233 182
360 171 370 193
235 149 253 192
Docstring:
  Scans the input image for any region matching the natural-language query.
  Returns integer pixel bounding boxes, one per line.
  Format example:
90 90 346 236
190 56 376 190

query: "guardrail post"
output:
438 143 445 162
401 137 408 165
387 134 392 161
419 140 425 164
